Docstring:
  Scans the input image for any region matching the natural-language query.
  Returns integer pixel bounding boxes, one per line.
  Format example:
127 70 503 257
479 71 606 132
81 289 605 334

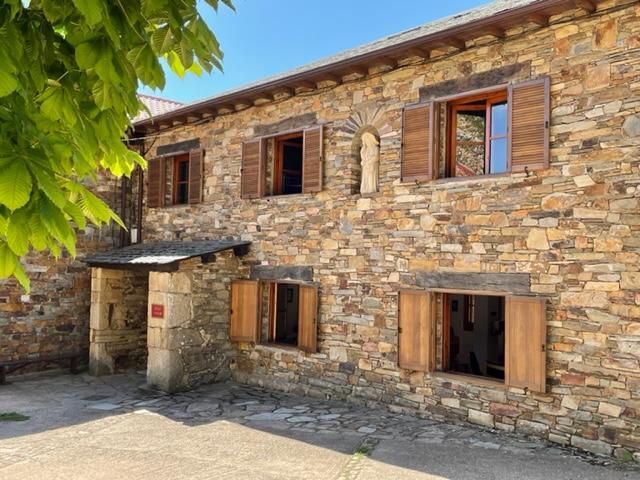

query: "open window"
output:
446 92 508 178
274 133 303 195
230 279 318 353
241 126 323 198
443 293 505 381
401 77 549 182
146 149 203 207
397 290 546 392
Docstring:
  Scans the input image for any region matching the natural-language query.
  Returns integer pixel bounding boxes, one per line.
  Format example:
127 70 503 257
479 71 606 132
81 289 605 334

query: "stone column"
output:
147 270 192 393
89 268 125 376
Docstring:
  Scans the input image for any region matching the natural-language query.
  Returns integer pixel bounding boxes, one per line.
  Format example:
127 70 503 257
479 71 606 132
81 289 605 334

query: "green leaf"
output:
152 26 175 54
31 169 67 208
0 242 17 277
71 0 103 26
0 71 18 97
0 161 33 211
166 51 186 78
40 197 77 256
6 210 30 256
13 261 30 292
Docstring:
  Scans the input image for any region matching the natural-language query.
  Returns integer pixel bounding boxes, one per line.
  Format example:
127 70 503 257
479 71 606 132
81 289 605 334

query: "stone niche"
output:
89 268 149 376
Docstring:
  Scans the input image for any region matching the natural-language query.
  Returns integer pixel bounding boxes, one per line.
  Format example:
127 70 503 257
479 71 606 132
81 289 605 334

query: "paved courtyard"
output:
0 372 638 479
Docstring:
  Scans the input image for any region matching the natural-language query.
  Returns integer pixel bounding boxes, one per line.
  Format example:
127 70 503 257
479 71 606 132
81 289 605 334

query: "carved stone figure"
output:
360 132 380 194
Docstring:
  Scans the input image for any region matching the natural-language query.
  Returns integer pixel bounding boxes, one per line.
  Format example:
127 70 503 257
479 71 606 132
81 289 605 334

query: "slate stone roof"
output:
84 240 251 271
132 0 544 127
133 94 184 123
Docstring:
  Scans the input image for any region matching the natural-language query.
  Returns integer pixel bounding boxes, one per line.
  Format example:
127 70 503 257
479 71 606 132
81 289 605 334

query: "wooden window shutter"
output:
241 139 266 198
229 280 260 342
508 77 550 173
398 291 435 372
297 285 318 353
505 296 547 393
188 149 203 204
146 158 165 208
302 125 323 193
401 102 439 182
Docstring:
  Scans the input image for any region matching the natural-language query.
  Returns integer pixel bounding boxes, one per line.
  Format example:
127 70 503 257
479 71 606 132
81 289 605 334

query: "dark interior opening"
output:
276 135 303 195
446 294 505 380
173 154 190 204
274 283 300 345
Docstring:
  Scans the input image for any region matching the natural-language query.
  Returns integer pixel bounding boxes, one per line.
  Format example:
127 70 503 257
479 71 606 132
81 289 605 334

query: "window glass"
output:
490 102 508 136
489 138 508 174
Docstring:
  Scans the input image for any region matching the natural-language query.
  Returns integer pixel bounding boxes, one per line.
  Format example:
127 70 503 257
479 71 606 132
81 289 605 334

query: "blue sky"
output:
139 0 489 104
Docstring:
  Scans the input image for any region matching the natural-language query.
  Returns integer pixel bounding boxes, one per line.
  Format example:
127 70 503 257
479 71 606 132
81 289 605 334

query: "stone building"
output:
89 0 639 458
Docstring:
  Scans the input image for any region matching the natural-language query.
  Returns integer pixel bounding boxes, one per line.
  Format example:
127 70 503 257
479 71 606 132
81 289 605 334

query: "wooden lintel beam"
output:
575 0 596 12
527 13 549 26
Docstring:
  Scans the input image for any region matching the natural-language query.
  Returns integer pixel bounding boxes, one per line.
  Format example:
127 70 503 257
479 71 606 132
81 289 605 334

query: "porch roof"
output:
83 240 251 272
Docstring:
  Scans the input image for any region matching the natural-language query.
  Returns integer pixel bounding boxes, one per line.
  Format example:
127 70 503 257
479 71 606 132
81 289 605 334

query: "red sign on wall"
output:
151 304 164 318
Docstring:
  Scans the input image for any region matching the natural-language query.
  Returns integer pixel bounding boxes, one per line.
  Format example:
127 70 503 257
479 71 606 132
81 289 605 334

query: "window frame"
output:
171 153 190 205
445 89 508 179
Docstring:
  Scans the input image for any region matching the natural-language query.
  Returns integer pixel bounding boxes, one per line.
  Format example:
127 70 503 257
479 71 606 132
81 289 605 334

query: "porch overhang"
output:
83 240 251 272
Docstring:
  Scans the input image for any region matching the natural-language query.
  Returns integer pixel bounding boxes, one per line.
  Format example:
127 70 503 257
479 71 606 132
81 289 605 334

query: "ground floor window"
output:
443 293 505 381
268 282 300 346
397 289 547 392
229 279 318 353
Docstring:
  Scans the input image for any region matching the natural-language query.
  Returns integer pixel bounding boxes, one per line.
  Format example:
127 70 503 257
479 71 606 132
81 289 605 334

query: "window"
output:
268 283 300 345
443 293 505 381
172 154 190 204
146 149 203 208
241 126 323 199
229 279 318 352
274 133 303 195
447 92 508 178
400 77 550 182
397 290 547 392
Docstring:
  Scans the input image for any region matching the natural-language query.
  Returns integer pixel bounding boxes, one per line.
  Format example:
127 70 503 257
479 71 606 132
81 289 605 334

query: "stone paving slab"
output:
0 372 638 479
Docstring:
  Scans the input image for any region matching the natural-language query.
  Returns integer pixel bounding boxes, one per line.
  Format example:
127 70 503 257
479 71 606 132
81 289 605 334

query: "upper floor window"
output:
401 77 550 183
146 148 203 208
447 92 508 178
241 126 323 199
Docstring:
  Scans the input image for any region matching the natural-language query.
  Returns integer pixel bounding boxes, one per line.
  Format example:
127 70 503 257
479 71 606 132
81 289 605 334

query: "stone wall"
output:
89 268 148 375
147 253 248 392
141 2 640 456
0 171 122 367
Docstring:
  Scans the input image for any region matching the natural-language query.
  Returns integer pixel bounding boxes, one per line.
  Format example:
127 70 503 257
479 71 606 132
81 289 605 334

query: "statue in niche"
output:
359 132 379 194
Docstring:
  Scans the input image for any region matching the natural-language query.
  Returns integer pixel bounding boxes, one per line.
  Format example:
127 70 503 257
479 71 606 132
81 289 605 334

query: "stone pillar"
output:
147 270 192 393
89 268 125 376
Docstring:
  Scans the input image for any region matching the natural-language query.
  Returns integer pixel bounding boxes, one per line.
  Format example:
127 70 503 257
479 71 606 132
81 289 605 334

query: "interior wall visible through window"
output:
172 153 190 205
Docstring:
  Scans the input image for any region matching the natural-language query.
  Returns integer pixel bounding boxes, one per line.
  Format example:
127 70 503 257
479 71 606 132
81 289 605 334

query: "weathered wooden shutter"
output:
398 290 435 371
302 126 323 193
297 285 318 353
508 77 550 173
229 280 260 342
401 102 438 182
505 296 547 393
147 158 165 208
188 149 203 204
241 139 265 199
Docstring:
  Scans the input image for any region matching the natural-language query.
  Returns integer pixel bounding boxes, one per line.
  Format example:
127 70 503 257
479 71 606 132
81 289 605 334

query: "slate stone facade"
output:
138 2 640 457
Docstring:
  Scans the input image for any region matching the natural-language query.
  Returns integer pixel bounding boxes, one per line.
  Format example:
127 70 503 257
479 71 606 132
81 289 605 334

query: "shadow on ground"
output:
0 371 638 480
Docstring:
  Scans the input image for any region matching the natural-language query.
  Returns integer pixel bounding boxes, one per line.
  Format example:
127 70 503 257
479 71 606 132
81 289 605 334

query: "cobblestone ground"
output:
0 372 638 479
